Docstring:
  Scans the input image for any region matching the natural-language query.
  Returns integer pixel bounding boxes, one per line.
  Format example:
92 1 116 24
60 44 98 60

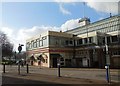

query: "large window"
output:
65 40 73 45
39 40 43 47
112 35 118 43
89 37 93 43
33 41 37 48
77 39 82 45
84 38 87 44
26 42 30 50
107 36 111 44
31 40 34 48
36 39 39 47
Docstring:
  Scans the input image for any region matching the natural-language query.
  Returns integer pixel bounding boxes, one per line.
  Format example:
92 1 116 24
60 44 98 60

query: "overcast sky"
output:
0 0 119 51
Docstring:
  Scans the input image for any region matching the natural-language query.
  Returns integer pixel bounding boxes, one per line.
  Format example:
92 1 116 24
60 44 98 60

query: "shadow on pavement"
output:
2 76 60 86
2 76 120 86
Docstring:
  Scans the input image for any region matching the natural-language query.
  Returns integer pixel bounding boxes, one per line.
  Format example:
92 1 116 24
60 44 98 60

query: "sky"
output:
0 0 119 51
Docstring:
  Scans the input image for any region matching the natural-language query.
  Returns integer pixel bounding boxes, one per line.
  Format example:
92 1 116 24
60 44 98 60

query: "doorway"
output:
53 57 57 68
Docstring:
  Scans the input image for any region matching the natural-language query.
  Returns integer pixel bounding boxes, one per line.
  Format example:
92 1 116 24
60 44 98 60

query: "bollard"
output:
18 64 20 75
3 64 5 73
27 64 29 73
58 63 60 77
105 65 110 83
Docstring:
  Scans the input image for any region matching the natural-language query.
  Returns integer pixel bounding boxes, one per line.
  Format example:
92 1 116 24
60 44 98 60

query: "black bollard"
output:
18 64 20 75
58 63 60 77
3 64 5 73
27 64 29 73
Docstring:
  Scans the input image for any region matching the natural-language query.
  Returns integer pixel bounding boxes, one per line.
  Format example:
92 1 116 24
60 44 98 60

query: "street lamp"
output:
17 44 24 75
18 44 24 53
105 35 111 83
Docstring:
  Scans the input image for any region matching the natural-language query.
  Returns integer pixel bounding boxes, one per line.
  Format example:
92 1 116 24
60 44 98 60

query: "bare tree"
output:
0 31 13 60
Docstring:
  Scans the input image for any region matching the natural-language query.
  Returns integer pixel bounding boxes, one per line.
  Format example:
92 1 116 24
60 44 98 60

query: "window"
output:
29 43 31 49
66 40 69 45
65 40 73 45
89 37 93 43
84 38 87 44
39 40 43 47
36 39 39 47
107 36 111 44
60 58 64 61
112 35 118 43
26 42 30 49
103 37 105 44
69 40 73 44
33 41 37 48
78 39 82 45
31 40 34 48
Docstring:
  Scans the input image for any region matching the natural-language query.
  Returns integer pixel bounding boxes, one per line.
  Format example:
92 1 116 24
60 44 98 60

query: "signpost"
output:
17 44 24 75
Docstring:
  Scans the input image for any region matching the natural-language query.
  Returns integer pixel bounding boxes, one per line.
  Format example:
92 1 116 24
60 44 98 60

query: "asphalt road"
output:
2 65 119 83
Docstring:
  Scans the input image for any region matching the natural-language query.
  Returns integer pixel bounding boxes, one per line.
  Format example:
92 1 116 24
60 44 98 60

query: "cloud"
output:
1 26 59 51
84 0 119 14
59 4 71 15
1 17 80 51
55 0 119 15
60 18 81 32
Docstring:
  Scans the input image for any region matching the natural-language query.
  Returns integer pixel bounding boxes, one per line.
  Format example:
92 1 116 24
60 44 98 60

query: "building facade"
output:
26 15 120 68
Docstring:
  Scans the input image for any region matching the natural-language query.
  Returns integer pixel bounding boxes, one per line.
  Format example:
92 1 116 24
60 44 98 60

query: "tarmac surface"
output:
1 65 120 86
2 72 120 86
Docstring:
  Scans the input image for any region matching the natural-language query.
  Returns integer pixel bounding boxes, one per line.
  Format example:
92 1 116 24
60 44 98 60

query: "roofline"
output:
65 14 120 32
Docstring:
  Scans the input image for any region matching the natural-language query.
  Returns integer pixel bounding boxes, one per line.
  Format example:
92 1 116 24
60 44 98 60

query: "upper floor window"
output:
84 38 87 44
26 42 30 49
31 40 34 48
65 40 73 45
33 41 37 48
89 37 93 43
39 40 43 47
77 39 82 45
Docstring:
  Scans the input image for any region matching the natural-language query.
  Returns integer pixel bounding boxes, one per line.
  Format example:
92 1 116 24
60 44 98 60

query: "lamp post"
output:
105 35 111 83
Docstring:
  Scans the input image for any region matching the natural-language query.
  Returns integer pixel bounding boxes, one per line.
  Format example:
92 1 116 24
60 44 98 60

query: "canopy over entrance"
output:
50 54 61 58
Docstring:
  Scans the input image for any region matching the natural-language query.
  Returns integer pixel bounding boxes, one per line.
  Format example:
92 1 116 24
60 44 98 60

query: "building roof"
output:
66 14 120 33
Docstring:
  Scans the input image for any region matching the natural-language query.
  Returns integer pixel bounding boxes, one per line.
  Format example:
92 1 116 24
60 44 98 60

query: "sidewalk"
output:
2 72 119 85
4 65 120 83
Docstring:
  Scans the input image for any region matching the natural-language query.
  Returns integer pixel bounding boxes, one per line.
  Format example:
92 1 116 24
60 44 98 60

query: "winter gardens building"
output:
26 15 120 68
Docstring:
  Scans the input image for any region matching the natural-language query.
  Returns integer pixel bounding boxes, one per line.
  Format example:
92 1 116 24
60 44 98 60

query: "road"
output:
2 65 120 83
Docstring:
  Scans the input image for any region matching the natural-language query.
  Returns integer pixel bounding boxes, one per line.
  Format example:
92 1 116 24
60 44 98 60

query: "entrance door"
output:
53 57 57 68
76 58 82 67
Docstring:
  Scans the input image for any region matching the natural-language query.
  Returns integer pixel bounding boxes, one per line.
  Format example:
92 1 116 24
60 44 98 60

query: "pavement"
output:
4 65 120 82
2 72 120 86
1 65 120 86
